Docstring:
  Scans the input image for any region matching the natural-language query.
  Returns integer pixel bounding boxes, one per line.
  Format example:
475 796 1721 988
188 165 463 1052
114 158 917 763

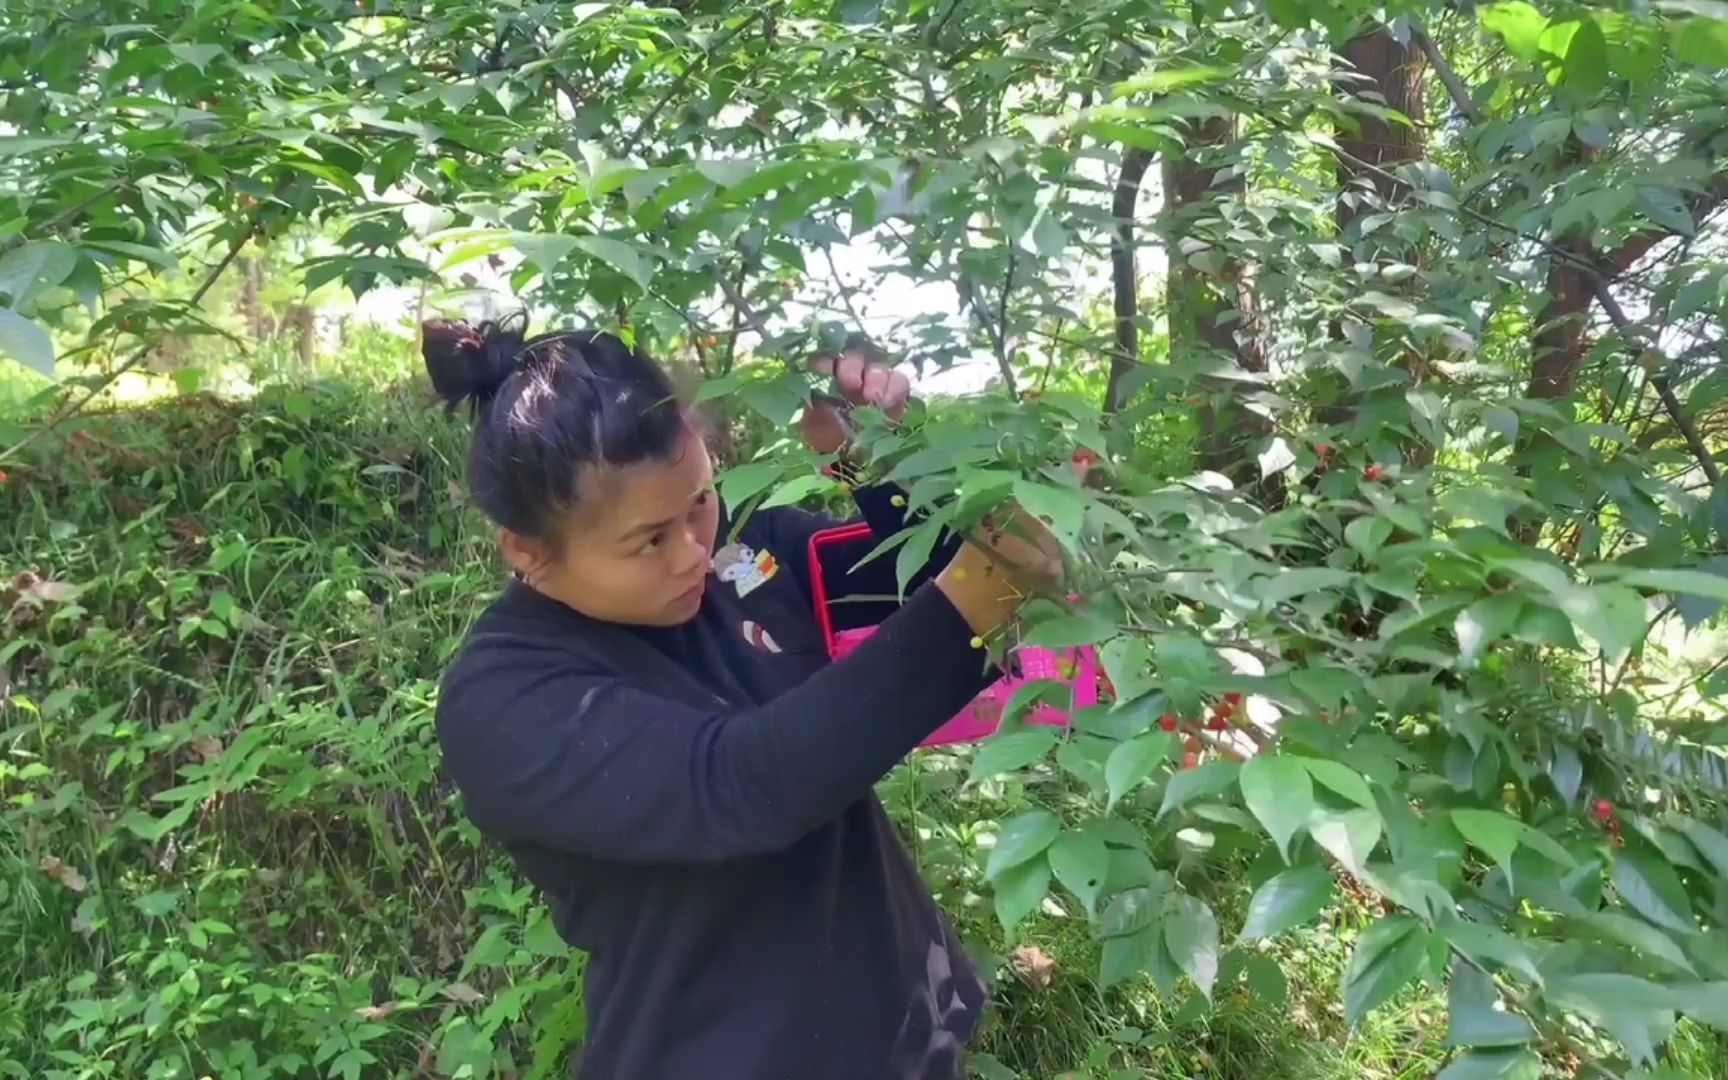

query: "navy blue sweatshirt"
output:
435 486 993 1079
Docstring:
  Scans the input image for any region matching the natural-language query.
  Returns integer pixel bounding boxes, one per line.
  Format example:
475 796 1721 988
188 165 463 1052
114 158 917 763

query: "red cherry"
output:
1593 799 1613 823
1184 735 1203 753
1224 692 1243 707
1315 442 1333 457
1072 448 1100 467
1205 715 1228 732
0 469 9 485
1182 751 1200 770
1364 464 1385 482
1159 713 1179 732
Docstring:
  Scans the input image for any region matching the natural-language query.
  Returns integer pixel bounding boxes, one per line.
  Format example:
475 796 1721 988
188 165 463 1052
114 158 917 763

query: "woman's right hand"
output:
935 506 1066 638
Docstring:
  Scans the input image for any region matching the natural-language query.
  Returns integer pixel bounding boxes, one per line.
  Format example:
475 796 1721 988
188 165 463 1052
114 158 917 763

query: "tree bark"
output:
1335 28 1427 229
1162 113 1269 487
1104 147 1155 414
1322 25 1429 433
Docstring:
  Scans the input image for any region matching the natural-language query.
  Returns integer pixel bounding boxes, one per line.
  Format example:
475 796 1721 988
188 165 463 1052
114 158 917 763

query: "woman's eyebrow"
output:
618 516 677 543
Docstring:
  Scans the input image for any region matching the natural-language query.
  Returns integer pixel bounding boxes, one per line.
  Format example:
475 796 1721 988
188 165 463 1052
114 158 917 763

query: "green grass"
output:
2 364 1722 1079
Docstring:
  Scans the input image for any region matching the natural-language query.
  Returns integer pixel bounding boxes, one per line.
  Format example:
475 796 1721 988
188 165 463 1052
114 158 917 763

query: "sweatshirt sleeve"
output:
438 584 993 864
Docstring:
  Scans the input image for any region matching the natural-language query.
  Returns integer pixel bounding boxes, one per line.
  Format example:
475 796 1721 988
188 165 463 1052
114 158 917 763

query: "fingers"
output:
811 348 910 418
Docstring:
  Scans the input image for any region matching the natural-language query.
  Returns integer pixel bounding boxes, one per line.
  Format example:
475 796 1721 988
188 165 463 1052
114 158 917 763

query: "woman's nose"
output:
670 530 708 578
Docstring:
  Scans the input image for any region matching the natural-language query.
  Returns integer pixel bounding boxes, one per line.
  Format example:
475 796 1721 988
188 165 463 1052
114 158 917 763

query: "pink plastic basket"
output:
810 524 1097 748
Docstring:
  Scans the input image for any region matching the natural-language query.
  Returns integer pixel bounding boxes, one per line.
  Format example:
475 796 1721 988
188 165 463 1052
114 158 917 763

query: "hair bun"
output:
421 315 528 413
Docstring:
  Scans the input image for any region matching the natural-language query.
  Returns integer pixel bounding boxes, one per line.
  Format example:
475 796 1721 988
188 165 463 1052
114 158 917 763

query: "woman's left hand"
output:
803 349 911 455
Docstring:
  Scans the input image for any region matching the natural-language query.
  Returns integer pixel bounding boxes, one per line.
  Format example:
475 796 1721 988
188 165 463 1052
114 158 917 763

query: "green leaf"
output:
1244 953 1289 1007
0 308 55 377
969 728 1059 784
993 855 1051 933
1673 817 1728 877
1612 844 1697 934
0 240 76 308
1446 961 1535 1048
1582 912 1696 975
1309 808 1383 877
966 1053 1017 1080
1517 825 1578 870
1436 1050 1541 1080
1609 568 1728 603
1560 18 1610 93
1547 974 1677 1067
1259 568 1353 608
1455 594 1524 666
894 518 945 597
1480 2 1549 61
986 810 1061 881
1239 865 1335 941
1240 756 1315 862
1000 679 1069 727
1158 761 1239 820
1049 830 1111 916
1163 894 1220 999
1100 924 1161 988
1265 0 1307 29
1300 758 1376 808
1290 666 1360 712
1452 810 1524 888
1638 185 1697 237
1105 733 1172 812
1345 516 1393 559
1098 636 1156 705
1012 480 1087 555
1558 584 1648 661
1673 16 1728 67
169 43 224 72
1443 920 1544 986
760 474 838 509
1114 64 1234 95
511 232 579 276
1021 612 1114 649
1099 875 1173 938
1678 981 1728 1032
1342 916 1429 1024
573 236 654 289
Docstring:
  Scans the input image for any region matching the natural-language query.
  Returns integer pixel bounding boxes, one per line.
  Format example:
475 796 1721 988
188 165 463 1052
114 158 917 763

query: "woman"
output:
425 316 1060 1080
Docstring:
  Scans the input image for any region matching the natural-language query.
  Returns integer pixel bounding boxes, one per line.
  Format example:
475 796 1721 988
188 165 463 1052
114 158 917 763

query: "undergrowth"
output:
0 369 1706 1078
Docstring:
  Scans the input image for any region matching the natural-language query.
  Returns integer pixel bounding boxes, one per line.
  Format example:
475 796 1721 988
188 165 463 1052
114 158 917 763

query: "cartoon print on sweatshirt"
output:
713 541 778 598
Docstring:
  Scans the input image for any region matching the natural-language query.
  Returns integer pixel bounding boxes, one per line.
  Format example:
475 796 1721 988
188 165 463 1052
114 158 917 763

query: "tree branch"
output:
1410 20 1480 126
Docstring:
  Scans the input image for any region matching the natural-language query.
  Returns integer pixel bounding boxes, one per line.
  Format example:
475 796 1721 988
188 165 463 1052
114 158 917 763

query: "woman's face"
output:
502 429 721 626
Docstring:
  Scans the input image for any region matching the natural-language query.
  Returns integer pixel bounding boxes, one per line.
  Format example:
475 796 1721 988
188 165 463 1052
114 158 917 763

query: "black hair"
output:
422 313 686 543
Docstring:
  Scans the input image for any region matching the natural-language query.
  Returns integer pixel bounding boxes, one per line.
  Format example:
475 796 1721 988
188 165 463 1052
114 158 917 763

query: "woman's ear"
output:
499 527 555 586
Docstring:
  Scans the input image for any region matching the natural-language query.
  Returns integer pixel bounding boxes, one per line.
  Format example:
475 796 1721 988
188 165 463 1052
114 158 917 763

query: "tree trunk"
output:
1322 25 1429 437
1335 28 1427 229
1162 114 1269 488
1104 147 1154 414
239 255 263 342
288 304 316 368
